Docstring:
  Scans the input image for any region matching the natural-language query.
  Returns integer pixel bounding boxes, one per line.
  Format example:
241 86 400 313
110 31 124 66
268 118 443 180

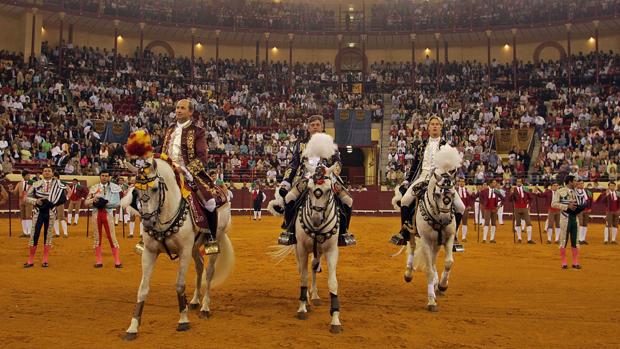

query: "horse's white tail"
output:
211 205 235 288
391 186 403 211
267 189 285 216
412 236 429 272
268 245 295 264
119 187 140 216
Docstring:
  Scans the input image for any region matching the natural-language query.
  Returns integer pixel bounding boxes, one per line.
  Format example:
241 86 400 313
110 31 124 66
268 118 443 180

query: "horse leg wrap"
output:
177 290 188 312
299 286 308 302
133 301 145 324
330 293 340 315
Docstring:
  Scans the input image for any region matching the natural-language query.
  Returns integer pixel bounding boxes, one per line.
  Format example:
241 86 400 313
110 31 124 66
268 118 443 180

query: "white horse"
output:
403 145 462 312
121 157 234 340
269 134 343 333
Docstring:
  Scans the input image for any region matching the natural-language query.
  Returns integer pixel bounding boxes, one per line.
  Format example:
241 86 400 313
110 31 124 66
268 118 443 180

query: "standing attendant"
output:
11 170 34 237
456 178 473 242
509 178 536 244
575 181 593 245
23 167 67 268
476 179 504 243
251 183 266 220
52 172 69 238
67 178 87 226
86 170 123 268
552 176 586 269
596 181 619 244
538 183 561 244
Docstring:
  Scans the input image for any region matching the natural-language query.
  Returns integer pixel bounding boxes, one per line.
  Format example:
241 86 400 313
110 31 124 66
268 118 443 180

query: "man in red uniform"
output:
456 178 473 242
508 177 536 244
596 181 619 244
476 179 504 243
537 183 561 244
67 178 87 226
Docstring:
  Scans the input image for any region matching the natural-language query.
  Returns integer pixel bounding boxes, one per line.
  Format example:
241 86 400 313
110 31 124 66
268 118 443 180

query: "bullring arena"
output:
1 216 620 348
1 0 620 348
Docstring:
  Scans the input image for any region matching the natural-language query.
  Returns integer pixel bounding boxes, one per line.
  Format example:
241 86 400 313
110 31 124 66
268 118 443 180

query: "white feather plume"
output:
433 144 463 173
302 133 337 159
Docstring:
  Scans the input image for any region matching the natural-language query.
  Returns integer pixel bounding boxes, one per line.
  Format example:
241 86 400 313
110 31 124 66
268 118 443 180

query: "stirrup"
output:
390 232 407 246
204 238 220 255
278 232 296 246
338 233 356 247
134 240 144 255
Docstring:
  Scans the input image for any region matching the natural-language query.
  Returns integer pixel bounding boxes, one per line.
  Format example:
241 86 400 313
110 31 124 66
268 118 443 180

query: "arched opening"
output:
144 40 175 58
533 41 567 64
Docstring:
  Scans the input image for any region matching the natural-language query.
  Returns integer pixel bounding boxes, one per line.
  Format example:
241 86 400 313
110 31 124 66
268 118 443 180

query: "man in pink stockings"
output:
86 170 123 268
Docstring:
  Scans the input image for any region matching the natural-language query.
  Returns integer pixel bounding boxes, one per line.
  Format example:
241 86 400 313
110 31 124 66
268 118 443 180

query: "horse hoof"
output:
296 312 308 320
188 303 200 310
427 305 438 312
123 332 138 341
404 275 413 283
199 310 210 319
311 299 322 306
176 322 190 332
438 285 448 292
330 325 342 334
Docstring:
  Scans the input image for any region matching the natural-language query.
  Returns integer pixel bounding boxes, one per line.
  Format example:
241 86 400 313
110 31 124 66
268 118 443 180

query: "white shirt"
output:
169 119 191 166
422 137 441 171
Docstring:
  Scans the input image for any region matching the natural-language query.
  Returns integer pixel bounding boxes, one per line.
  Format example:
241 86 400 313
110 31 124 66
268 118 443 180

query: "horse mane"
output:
433 145 463 173
302 133 337 159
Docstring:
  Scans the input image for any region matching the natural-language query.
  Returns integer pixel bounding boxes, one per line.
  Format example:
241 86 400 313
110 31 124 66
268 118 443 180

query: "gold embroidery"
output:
187 128 195 160
186 159 203 177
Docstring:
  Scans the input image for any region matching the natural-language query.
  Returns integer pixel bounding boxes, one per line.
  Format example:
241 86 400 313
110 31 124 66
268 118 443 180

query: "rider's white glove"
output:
280 181 291 191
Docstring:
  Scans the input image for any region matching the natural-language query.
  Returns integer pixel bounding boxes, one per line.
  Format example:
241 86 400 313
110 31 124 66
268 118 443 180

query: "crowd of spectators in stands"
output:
1 38 619 187
35 0 619 33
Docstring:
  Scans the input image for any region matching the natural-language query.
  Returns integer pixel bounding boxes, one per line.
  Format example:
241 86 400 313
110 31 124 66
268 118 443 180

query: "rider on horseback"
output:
276 114 356 247
134 99 224 255
390 115 466 246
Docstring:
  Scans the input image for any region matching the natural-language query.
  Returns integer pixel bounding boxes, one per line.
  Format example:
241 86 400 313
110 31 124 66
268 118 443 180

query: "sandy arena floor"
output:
1 215 619 349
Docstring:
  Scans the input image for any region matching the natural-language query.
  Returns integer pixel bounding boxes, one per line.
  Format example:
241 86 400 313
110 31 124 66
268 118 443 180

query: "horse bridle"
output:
134 163 189 255
420 170 456 235
301 180 338 240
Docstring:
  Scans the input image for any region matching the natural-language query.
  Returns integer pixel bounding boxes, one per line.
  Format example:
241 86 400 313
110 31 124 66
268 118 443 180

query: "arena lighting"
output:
504 44 510 50
424 48 430 53
589 37 595 43
196 43 202 47
348 6 354 11
117 35 123 40
348 43 355 48
272 46 278 51
41 27 45 33
346 145 353 153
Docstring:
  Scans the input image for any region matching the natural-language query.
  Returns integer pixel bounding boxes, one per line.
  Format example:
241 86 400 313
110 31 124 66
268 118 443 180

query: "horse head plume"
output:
303 133 337 159
433 144 463 174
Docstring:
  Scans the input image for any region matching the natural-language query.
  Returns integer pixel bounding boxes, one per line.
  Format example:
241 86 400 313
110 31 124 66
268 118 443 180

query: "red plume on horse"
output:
125 130 154 158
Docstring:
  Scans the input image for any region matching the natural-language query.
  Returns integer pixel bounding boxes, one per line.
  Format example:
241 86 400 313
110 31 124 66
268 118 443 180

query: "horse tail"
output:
268 245 295 264
212 204 235 288
412 236 429 272
267 189 285 216
391 186 403 211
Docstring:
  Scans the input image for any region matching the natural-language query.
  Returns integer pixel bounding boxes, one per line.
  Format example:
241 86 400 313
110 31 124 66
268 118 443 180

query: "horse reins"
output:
136 167 190 260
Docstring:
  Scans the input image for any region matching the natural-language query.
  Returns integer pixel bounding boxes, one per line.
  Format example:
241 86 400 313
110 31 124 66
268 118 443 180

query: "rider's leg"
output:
336 190 356 247
390 180 422 246
278 181 305 245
